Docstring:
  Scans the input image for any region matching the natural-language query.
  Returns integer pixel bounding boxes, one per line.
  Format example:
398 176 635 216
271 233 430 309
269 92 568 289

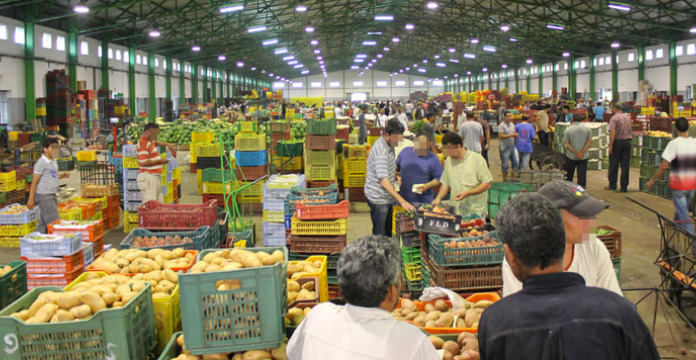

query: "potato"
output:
121 291 137 304
405 312 419 321
425 320 436 328
301 281 315 291
79 291 106 314
231 354 242 360
69 304 91 319
443 350 455 360
55 292 81 310
164 269 178 283
50 309 75 323
242 350 271 360
428 335 444 349
434 299 449 312
12 310 30 321
29 303 58 323
424 311 441 321
464 308 479 327
287 280 300 292
461 338 479 352
238 252 263 268
443 340 460 355
401 298 417 311
287 291 298 303
424 303 436 313
456 318 467 328
202 355 227 360
102 292 117 306
458 331 477 345
460 350 480 360
27 297 47 318
271 342 288 360
474 300 493 309
172 248 185 258
203 253 219 263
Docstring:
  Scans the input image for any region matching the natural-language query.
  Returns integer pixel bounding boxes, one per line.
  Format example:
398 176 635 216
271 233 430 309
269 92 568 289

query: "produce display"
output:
443 232 497 249
0 204 31 216
126 119 238 144
418 204 454 214
290 121 307 140
169 334 288 360
9 273 151 324
461 218 486 229
392 298 493 329
286 259 322 280
131 235 194 248
287 279 316 304
428 333 480 360
188 249 285 276
285 306 312 327
0 264 16 276
90 248 194 274
644 130 672 138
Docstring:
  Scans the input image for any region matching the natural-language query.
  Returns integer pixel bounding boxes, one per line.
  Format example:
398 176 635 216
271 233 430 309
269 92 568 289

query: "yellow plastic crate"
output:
77 196 107 212
0 171 16 183
0 220 38 237
194 143 220 158
263 210 285 223
367 135 379 146
404 262 421 281
167 183 173 195
197 182 203 195
289 255 329 302
291 215 347 236
202 181 233 195
191 131 214 143
123 157 139 169
305 165 336 181
165 192 173 204
0 237 19 247
174 167 181 181
234 179 265 201
124 211 138 224
233 240 247 248
76 150 97 162
59 207 83 221
197 169 203 184
15 179 25 191
124 221 138 233
435 134 444 145
8 131 19 141
343 159 367 174
234 134 266 151
0 181 16 192
343 173 366 188
272 156 302 171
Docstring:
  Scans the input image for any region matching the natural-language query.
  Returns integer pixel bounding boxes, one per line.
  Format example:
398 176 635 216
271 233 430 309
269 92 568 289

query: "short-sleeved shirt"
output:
661 136 696 191
137 135 162 175
515 122 536 154
478 119 490 145
498 121 516 148
440 151 493 216
422 122 435 144
396 148 443 204
364 136 396 204
563 122 592 160
458 121 484 153
537 111 549 131
608 112 632 140
33 155 59 195
594 106 605 121
396 113 408 131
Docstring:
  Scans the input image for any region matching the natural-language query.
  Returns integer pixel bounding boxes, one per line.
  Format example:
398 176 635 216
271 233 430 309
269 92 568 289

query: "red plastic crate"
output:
307 180 336 189
47 219 104 242
189 162 197 173
328 284 342 300
305 135 336 151
347 187 366 202
272 132 291 143
138 200 217 230
203 193 234 208
21 248 84 274
107 194 119 208
336 127 350 141
288 235 346 254
26 266 83 290
368 127 384 136
91 237 104 256
236 165 267 180
296 200 349 220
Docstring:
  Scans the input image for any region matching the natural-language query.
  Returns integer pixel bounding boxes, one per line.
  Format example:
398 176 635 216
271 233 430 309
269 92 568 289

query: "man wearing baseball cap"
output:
502 180 622 297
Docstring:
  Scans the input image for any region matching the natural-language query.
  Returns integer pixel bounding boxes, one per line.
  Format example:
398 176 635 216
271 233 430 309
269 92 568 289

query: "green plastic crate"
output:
401 246 422 263
202 168 233 183
179 247 288 355
305 150 336 167
0 260 26 310
307 118 337 135
613 257 621 282
158 331 181 360
0 284 156 360
428 232 503 267
276 141 303 157
488 182 534 219
0 192 6 205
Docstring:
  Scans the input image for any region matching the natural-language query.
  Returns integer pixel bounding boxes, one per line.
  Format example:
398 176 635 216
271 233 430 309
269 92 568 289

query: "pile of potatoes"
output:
287 279 316 304
286 260 322 280
285 306 312 327
91 248 193 274
429 333 480 360
189 249 285 275
170 334 288 360
391 298 493 329
10 273 154 324
0 264 16 276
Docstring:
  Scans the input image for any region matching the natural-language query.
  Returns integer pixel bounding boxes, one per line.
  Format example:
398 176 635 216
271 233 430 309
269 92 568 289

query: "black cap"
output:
538 180 609 217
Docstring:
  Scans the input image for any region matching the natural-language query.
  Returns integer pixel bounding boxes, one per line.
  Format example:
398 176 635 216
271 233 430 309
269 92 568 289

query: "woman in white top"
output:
502 180 623 297
377 109 388 128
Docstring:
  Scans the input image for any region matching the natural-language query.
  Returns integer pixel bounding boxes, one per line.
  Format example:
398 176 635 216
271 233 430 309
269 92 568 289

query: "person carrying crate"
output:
136 123 176 204
27 137 70 233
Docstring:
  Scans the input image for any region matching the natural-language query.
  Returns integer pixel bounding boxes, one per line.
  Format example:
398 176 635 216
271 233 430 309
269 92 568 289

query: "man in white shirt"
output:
288 236 440 360
502 180 622 297
396 107 409 131
405 101 414 120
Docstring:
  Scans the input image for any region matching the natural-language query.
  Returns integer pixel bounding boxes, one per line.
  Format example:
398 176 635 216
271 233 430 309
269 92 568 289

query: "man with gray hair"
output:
479 194 659 360
287 235 440 360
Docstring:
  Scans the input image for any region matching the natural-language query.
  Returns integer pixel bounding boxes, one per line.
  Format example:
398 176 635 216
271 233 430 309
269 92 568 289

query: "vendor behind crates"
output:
136 123 176 204
27 137 70 233
287 235 440 360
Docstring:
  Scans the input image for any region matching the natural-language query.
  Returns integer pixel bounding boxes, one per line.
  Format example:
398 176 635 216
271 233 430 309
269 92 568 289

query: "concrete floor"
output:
2 139 696 358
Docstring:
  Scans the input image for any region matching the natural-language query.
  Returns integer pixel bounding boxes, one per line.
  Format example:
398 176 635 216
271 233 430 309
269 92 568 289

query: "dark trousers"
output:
565 158 588 188
367 200 393 237
539 131 549 148
608 139 631 190
482 147 489 167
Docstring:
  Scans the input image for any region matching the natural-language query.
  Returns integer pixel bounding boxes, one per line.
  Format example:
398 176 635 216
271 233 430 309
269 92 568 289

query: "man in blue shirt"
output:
593 102 605 123
515 115 536 170
396 132 443 204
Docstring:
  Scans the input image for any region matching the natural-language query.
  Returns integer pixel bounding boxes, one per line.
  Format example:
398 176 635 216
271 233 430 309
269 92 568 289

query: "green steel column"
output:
227 73 231 99
191 61 198 104
148 52 155 123
218 71 223 103
504 71 509 90
589 54 596 101
526 66 531 93
569 54 576 101
24 15 36 122
128 43 136 116
487 74 492 90
178 60 185 105
552 61 557 94
669 38 678 96
496 73 500 90
202 66 208 103
68 22 78 93
538 65 543 96
211 69 217 104
637 44 645 82
165 57 172 103
611 50 618 101
101 38 109 91
515 69 520 93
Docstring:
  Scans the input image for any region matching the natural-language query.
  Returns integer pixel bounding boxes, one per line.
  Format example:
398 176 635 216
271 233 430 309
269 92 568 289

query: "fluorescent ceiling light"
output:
526 59 533 64
449 59 459 63
295 5 307 12
500 24 510 32
392 37 400 43
247 26 267 33
73 3 89 13
608 2 631 11
422 59 428 63
191 45 201 52
283 55 295 61
690 26 696 34
305 26 314 33
502 64 508 68
482 45 496 52
466 71 472 75
377 54 383 58
374 15 394 21
351 65 359 69
367 31 382 35
148 29 161 38
274 48 288 54
546 24 564 31
383 47 390 51
471 38 479 44
363 40 377 46
436 62 446 67
220 4 244 13
418 68 427 73
464 53 476 59
287 60 298 65
317 56 323 60
405 67 410 70
356 54 368 58
313 49 321 54
237 61 244 67
399 69 404 73
611 41 620 48
434 54 440 59
310 39 318 45
301 70 310 75
372 59 377 63
262 39 278 46
562 52 570 57
454 74 458 77
294 64 304 69
251 67 256 71
449 47 455 53
509 37 517 42
218 54 226 61
405 24 415 30
426 2 438 9
482 67 488 72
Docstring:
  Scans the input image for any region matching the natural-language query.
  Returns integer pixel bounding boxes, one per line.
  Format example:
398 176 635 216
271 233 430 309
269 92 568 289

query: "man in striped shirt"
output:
364 119 415 236
607 103 633 192
137 123 175 204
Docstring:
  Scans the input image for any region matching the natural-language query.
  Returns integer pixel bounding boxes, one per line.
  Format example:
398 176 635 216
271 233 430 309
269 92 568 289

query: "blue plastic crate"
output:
121 226 213 251
20 232 82 257
125 180 140 191
235 150 267 167
124 200 142 212
123 144 138 158
124 168 140 180
285 214 292 230
0 204 40 225
125 190 142 202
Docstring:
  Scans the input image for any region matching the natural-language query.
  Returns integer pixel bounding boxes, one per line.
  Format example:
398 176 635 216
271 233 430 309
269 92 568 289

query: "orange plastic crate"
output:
396 292 501 334
47 219 104 242
86 250 197 275
295 200 349 220
26 266 83 290
21 248 84 274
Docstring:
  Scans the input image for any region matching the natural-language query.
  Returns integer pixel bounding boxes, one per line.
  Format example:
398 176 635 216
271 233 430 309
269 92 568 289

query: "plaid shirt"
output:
608 113 632 140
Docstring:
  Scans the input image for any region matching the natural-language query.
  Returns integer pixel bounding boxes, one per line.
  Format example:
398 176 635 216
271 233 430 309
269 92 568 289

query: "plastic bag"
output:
420 286 468 310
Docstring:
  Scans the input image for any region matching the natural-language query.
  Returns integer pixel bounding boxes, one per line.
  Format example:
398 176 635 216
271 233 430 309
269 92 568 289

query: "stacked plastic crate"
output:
48 219 105 266
81 183 120 229
639 133 672 199
191 131 215 190
0 204 39 248
122 144 140 232
0 170 17 209
11 166 31 205
554 123 609 170
342 144 368 202
263 174 305 247
20 231 84 289
190 131 214 174
305 118 337 189
163 150 178 205
393 209 423 298
234 123 267 213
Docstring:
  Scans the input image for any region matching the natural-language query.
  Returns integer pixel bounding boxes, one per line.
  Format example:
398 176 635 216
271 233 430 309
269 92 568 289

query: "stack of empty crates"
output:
234 127 267 213
80 184 120 230
639 133 672 199
393 209 423 298
342 144 368 202
554 122 609 170
305 118 337 189
193 131 217 195
263 174 304 247
20 231 83 290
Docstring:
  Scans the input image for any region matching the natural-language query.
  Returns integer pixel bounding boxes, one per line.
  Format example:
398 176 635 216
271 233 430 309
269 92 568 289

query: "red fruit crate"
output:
138 200 218 230
203 193 232 208
91 237 104 257
368 127 384 136
336 127 350 142
296 200 349 220
346 187 366 202
307 180 336 189
236 165 267 180
47 219 104 242
328 284 342 300
288 235 347 254
189 162 197 173
26 266 83 290
305 135 336 151
21 248 84 274
272 132 291 143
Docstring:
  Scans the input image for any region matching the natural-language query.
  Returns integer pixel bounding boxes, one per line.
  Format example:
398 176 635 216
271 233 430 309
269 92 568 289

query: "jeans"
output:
538 131 549 148
608 139 631 190
359 129 367 145
482 147 489 167
520 152 532 171
367 200 393 237
673 189 696 235
564 158 588 188
500 146 520 173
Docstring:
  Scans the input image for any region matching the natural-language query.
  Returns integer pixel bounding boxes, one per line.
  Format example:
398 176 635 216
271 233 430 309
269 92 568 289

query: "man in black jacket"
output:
479 193 659 360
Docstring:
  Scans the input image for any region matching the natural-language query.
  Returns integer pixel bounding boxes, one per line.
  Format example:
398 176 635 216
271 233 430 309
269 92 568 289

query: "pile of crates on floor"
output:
597 225 623 283
342 144 368 201
263 174 305 247
630 135 642 168
639 133 673 199
305 118 337 189
19 230 85 290
190 130 216 175
232 127 267 213
80 183 120 230
0 204 39 248
0 170 18 208
393 209 423 298
554 122 609 170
